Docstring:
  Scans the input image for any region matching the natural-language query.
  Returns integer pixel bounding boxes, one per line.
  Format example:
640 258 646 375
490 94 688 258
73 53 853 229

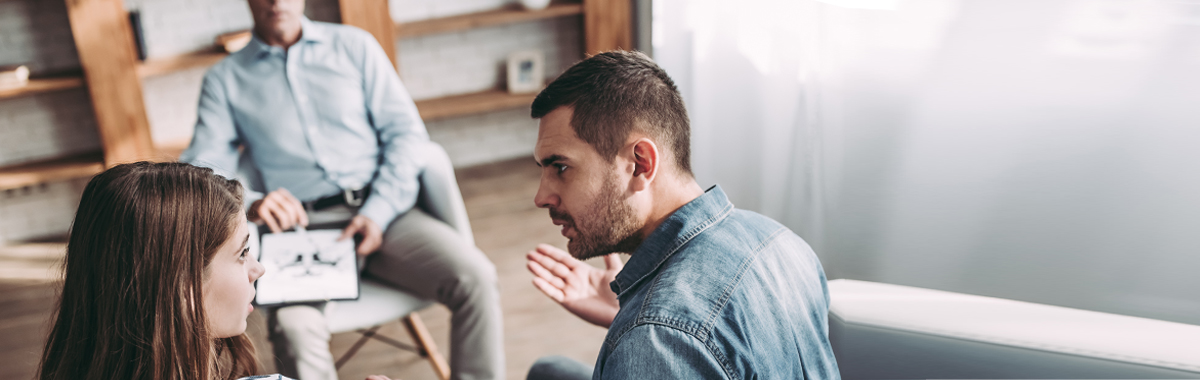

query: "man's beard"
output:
550 176 642 260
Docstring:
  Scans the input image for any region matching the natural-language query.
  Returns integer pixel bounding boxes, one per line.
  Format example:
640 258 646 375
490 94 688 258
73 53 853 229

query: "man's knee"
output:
271 304 331 341
527 355 592 380
440 248 500 307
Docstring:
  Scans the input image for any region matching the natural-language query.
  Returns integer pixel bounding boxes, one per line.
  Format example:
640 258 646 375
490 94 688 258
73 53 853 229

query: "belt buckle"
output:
343 188 364 207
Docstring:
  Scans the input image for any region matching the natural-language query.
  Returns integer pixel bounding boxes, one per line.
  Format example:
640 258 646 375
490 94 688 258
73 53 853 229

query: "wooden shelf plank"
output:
0 77 86 100
137 51 228 78
415 89 538 121
0 152 105 190
397 2 583 39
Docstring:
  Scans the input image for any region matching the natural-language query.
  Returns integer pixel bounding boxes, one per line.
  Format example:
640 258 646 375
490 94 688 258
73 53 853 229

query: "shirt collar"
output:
245 17 327 58
610 185 735 296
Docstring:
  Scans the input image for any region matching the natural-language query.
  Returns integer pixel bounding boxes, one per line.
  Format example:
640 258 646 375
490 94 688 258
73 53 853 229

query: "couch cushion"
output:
828 279 1200 379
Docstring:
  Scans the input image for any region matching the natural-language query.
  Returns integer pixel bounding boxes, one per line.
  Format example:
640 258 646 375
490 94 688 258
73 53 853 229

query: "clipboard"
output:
252 222 361 306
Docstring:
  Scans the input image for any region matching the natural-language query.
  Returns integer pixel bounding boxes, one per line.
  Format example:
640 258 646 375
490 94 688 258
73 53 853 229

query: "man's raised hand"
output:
526 244 622 328
248 188 308 233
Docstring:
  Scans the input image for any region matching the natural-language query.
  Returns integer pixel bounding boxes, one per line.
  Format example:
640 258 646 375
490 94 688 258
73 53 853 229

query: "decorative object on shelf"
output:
506 49 545 94
0 65 30 91
519 0 553 11
216 30 253 53
129 10 147 61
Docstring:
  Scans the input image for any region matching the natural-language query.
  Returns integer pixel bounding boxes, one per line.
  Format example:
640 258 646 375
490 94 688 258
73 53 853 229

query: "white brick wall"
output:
427 108 540 168
0 89 101 166
0 0 80 74
142 66 208 146
0 178 89 243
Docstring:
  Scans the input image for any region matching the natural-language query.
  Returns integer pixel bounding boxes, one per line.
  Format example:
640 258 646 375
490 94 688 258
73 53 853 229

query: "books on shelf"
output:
0 65 30 91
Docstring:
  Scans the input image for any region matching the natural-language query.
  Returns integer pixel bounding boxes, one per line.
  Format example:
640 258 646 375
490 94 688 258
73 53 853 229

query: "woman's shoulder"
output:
237 375 295 380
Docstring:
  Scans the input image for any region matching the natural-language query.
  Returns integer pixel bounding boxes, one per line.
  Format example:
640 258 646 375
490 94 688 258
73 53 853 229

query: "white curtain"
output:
654 0 1200 325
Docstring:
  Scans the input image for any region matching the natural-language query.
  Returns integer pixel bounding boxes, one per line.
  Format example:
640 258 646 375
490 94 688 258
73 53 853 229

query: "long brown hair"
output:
38 162 258 380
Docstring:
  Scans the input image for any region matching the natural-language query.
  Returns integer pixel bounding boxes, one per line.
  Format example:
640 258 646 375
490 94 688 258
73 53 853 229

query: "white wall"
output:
658 0 1200 325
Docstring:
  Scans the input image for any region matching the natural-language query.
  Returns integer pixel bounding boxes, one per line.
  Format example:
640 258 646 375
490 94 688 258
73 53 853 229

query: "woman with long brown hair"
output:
37 162 269 380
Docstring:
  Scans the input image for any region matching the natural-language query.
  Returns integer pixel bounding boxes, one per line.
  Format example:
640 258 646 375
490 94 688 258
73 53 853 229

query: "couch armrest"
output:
828 279 1200 379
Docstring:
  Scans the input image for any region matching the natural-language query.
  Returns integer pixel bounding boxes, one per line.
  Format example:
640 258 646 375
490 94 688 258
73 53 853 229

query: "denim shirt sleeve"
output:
599 324 729 379
181 69 264 209
353 30 429 228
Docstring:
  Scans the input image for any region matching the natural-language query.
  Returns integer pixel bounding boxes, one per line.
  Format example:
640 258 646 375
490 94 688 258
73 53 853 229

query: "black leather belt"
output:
304 186 370 211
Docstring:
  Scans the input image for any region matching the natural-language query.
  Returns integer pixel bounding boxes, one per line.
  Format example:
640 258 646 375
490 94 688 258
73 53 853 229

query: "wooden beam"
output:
64 0 155 166
396 2 584 39
339 0 399 70
0 152 105 191
583 0 632 55
0 77 85 100
414 89 538 121
137 51 228 78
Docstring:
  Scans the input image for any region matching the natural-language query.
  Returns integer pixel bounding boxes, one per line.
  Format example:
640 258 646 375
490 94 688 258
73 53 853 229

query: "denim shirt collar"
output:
610 185 735 297
245 17 327 59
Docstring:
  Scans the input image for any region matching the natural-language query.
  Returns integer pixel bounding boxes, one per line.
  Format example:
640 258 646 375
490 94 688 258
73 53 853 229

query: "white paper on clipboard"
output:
253 228 359 306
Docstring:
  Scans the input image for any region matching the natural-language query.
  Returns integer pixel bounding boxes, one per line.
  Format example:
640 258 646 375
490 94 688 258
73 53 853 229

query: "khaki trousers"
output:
267 205 505 380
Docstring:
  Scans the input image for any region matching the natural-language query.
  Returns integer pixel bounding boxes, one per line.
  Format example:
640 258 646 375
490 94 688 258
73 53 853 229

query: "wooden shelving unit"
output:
0 77 85 100
388 0 619 121
396 2 584 38
137 51 228 78
0 152 105 191
1 0 629 194
415 90 539 121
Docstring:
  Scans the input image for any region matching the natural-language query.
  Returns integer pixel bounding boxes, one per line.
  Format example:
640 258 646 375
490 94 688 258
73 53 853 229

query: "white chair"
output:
239 141 466 380
828 279 1200 379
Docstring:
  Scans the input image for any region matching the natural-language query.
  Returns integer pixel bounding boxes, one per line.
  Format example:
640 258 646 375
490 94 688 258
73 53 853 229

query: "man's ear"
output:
630 138 659 192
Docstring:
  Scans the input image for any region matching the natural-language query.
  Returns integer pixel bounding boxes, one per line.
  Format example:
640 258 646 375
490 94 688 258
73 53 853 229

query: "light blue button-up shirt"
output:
182 18 429 228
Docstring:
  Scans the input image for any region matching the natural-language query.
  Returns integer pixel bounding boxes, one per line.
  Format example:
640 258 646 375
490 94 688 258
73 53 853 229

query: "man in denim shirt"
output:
525 51 840 379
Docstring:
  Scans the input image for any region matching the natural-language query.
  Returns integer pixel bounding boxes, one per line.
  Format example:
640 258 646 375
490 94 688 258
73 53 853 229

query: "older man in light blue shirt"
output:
182 0 504 379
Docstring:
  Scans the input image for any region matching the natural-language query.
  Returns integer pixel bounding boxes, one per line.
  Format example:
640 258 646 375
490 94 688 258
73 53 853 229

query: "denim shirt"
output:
593 186 840 379
181 18 429 228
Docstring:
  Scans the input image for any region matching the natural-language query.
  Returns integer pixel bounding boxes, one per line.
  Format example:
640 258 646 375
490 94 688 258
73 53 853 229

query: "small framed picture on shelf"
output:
507 50 545 94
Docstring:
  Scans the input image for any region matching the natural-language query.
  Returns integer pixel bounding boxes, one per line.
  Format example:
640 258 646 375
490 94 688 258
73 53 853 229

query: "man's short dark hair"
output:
532 50 692 176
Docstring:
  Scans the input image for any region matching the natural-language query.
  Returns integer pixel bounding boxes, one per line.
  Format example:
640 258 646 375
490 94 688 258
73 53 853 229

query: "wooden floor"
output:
0 157 609 380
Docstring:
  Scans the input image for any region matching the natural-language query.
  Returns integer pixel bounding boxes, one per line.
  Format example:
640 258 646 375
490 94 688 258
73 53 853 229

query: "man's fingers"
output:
298 205 310 226
536 244 583 269
527 260 566 289
527 250 575 278
277 190 309 227
603 254 624 271
338 222 358 241
260 206 282 233
547 259 576 279
358 231 381 255
532 277 566 302
272 197 299 230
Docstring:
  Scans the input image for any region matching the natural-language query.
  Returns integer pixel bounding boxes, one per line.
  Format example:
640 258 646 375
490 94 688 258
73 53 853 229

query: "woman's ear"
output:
630 138 659 192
